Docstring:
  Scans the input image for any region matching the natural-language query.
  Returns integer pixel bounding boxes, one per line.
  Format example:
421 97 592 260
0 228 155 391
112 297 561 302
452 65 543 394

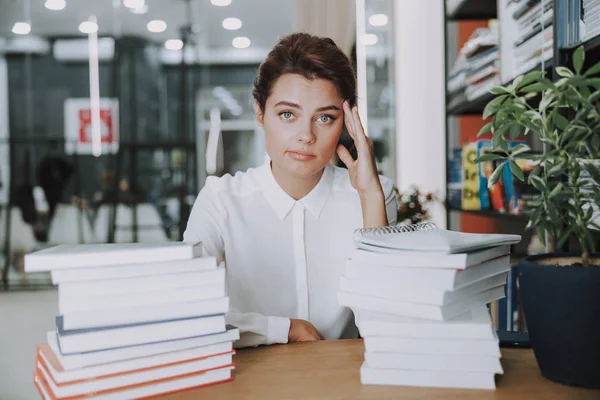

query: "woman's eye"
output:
280 112 294 120
318 115 332 123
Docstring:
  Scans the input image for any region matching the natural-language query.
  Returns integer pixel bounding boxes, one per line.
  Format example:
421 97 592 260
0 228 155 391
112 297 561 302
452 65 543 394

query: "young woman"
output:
184 33 396 348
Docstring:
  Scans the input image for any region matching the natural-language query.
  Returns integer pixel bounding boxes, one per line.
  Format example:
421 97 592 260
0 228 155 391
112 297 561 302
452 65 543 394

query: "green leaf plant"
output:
477 45 600 266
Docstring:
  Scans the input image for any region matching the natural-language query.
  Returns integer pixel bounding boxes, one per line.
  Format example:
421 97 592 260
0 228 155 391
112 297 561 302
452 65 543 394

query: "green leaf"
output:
520 82 549 93
508 158 525 181
511 143 531 156
488 163 505 187
587 78 600 89
476 153 506 162
509 123 521 139
556 66 574 78
573 45 585 75
489 86 509 95
537 225 548 247
584 162 600 183
549 182 564 199
548 161 566 177
517 70 547 88
528 174 546 191
552 112 569 130
584 61 600 77
556 226 574 249
476 122 492 138
483 95 508 119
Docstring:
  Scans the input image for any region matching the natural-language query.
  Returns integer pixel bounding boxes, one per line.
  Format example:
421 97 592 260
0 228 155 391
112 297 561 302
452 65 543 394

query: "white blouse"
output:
183 162 396 348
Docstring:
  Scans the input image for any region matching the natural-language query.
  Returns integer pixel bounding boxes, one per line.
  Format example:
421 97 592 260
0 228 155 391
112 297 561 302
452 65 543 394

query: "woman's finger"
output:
352 106 368 143
336 144 355 169
343 101 357 140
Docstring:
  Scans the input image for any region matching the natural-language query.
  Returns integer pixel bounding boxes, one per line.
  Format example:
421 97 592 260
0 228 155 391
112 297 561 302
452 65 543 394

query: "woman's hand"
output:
288 319 324 342
336 101 382 195
336 101 388 228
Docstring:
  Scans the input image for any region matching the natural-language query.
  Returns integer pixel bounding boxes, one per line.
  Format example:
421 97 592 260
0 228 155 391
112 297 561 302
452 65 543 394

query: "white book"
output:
344 255 510 291
364 353 503 373
25 242 203 272
360 362 496 389
39 340 233 384
58 268 225 298
354 224 520 254
56 314 226 354
62 296 230 330
338 285 505 321
47 327 240 370
51 256 217 284
35 364 233 400
340 271 508 306
355 305 496 339
351 245 510 269
58 282 225 314
363 337 500 357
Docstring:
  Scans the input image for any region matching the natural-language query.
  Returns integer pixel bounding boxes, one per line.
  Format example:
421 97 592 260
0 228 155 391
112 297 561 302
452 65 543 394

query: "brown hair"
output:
252 32 357 115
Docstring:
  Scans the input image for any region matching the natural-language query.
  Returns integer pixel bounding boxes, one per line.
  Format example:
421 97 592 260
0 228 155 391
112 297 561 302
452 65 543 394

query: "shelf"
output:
446 0 497 21
447 91 494 115
448 207 530 222
561 33 600 52
447 60 554 116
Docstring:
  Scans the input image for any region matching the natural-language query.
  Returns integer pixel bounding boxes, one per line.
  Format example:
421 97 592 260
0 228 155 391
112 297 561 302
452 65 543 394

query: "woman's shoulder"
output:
329 164 395 198
200 166 264 198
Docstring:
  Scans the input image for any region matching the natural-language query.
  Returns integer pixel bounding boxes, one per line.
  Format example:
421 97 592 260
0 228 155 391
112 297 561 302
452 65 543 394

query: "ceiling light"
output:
211 0 232 5
232 36 250 49
79 20 98 34
130 4 148 14
222 17 242 30
368 14 388 27
123 0 144 9
45 0 66 11
165 39 183 50
12 22 31 35
361 33 378 46
147 20 167 33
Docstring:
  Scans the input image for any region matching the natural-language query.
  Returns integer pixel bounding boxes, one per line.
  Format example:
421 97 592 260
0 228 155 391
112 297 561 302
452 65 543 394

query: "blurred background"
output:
0 0 398 290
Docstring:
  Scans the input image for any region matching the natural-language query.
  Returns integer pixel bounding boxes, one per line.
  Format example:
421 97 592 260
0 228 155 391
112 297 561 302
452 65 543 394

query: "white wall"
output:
0 55 9 205
393 0 447 228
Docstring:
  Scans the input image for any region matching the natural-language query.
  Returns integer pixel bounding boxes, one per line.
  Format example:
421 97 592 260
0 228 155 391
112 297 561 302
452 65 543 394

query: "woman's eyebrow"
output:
273 102 341 113
274 101 302 109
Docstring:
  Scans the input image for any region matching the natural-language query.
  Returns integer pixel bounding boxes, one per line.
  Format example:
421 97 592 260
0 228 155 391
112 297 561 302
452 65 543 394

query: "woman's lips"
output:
287 150 317 162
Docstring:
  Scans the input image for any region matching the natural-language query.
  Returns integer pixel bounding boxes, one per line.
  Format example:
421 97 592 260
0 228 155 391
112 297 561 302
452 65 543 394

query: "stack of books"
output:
447 22 500 106
512 0 554 76
583 0 600 41
24 242 239 399
338 223 521 390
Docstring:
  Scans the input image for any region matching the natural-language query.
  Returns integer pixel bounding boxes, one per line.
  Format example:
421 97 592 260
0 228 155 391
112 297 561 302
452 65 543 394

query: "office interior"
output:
1 0 599 399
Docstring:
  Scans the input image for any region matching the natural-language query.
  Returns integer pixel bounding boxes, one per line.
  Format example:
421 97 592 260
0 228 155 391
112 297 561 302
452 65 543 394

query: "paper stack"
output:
24 242 239 399
338 224 521 390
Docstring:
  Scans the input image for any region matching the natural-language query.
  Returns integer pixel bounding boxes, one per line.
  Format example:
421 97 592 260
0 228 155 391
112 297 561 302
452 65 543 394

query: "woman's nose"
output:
296 122 316 144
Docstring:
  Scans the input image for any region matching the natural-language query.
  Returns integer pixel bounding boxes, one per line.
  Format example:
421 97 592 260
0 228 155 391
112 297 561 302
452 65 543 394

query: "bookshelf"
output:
446 0 498 21
443 0 587 233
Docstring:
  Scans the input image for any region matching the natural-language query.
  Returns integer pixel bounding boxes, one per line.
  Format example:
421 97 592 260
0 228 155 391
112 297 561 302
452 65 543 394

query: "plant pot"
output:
516 253 600 388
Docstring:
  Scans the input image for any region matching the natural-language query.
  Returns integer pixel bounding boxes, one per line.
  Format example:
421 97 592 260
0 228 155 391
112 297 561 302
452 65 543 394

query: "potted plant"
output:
477 45 600 388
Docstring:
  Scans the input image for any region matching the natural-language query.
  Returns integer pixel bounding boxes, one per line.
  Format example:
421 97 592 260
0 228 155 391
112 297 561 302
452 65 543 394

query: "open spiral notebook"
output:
354 222 521 254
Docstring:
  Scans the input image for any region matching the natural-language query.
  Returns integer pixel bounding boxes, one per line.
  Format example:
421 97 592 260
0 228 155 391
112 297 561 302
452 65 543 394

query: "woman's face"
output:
259 73 344 179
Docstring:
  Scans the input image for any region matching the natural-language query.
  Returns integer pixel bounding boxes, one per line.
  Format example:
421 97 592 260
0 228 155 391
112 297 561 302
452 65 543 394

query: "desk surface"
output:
165 340 600 399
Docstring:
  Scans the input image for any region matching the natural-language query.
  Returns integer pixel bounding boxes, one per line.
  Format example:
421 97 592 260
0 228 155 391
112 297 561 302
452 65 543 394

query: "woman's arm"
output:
337 101 390 228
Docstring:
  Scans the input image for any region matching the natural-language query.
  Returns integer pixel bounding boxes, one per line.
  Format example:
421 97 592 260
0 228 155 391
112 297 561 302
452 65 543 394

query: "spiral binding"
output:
354 221 438 239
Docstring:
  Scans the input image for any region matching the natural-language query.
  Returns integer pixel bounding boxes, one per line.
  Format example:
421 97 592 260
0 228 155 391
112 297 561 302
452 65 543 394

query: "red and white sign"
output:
64 98 119 155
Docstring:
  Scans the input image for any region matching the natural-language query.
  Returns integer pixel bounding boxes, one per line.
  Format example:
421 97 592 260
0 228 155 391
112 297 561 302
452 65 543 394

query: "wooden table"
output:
165 339 600 399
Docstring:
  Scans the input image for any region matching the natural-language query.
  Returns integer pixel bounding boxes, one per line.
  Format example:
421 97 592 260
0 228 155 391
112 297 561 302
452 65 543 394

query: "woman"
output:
184 32 396 348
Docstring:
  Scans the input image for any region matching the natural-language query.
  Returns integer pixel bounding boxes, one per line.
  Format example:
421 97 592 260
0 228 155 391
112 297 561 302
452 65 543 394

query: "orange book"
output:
37 342 234 385
34 347 235 399
34 362 234 400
